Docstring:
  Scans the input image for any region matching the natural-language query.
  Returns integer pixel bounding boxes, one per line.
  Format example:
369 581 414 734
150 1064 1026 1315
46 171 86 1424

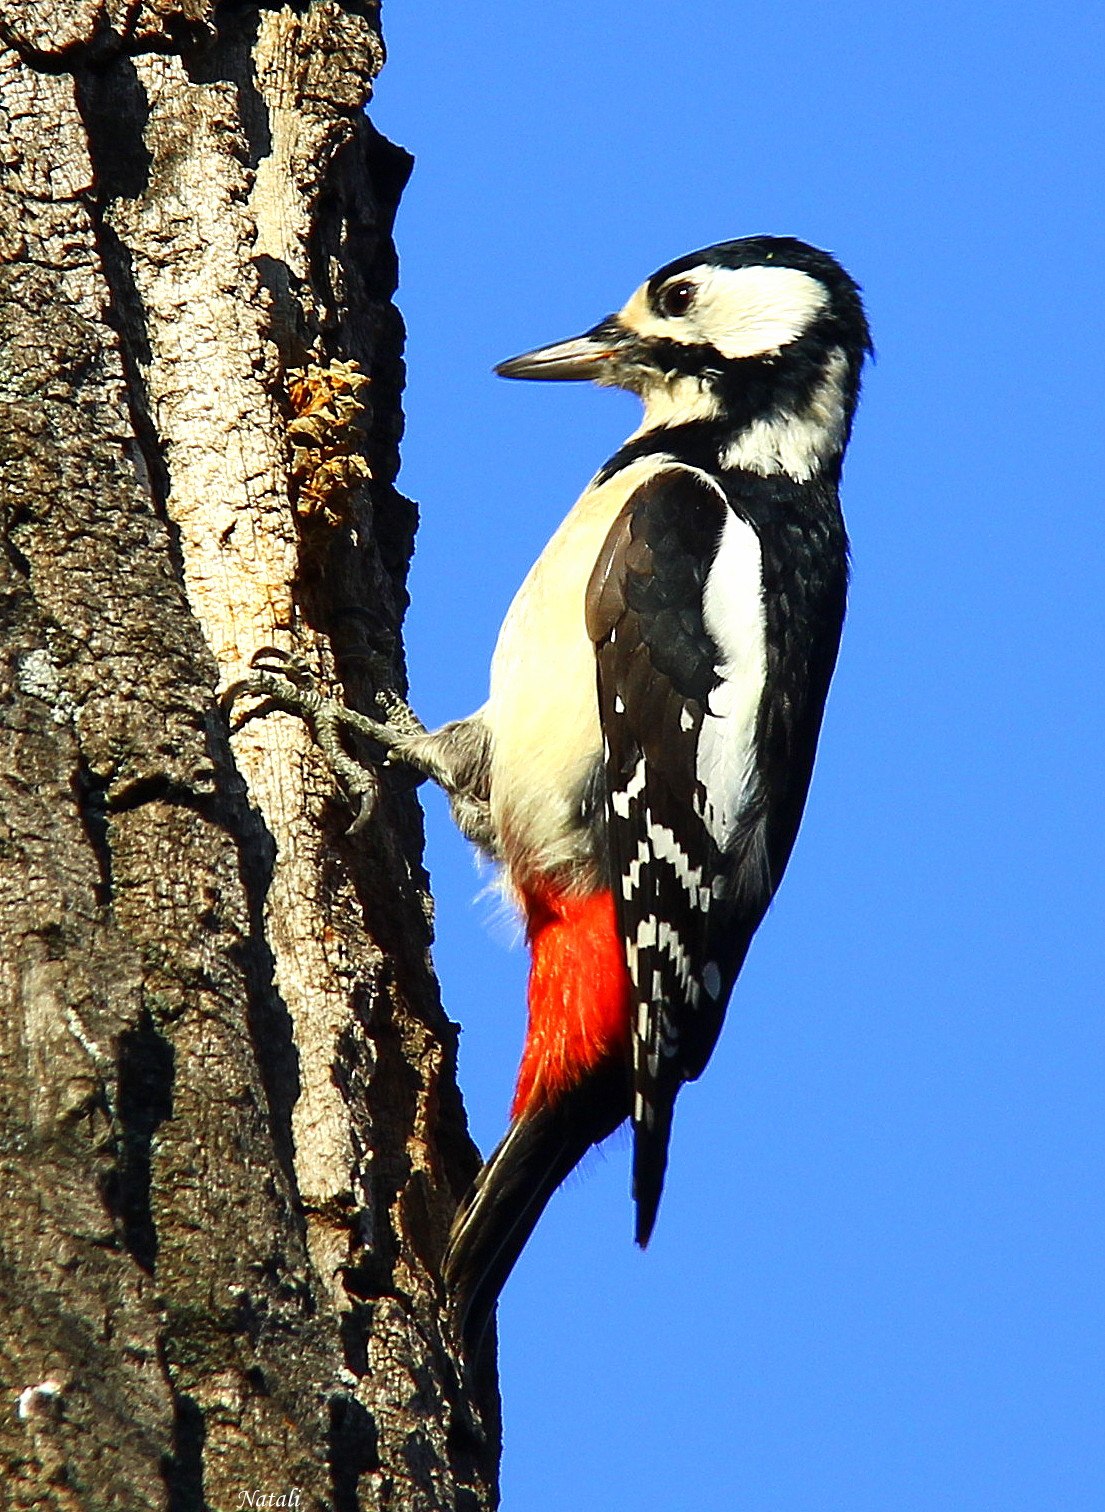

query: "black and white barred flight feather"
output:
586 468 763 1241
586 458 852 1243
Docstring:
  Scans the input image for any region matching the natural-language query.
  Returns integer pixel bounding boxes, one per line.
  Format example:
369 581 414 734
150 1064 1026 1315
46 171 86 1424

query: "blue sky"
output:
373 4 1105 1507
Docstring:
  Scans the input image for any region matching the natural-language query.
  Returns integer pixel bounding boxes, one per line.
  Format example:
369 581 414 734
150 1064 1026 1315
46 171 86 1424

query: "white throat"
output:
628 372 722 440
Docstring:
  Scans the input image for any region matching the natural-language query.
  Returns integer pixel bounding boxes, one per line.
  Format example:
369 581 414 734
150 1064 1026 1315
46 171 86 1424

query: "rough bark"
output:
0 4 498 1508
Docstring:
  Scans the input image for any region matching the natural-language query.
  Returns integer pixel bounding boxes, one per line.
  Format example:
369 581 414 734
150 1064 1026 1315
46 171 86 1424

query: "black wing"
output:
585 466 772 1245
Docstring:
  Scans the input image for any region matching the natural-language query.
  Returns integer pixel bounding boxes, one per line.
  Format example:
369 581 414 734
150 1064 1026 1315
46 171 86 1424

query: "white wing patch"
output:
695 509 767 849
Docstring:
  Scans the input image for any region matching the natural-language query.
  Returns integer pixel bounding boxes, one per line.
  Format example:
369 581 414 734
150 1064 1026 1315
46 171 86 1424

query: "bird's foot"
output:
222 647 428 832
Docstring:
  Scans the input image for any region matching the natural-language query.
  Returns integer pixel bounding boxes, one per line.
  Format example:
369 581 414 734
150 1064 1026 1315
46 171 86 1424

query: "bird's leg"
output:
223 649 495 850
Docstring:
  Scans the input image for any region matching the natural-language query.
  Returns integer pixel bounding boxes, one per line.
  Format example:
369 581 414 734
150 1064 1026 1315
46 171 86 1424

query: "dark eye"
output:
659 280 696 318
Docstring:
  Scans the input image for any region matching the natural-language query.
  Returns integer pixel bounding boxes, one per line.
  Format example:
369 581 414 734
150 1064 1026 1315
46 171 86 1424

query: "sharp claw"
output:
249 645 289 669
248 647 316 688
219 677 252 715
346 788 378 835
222 647 439 835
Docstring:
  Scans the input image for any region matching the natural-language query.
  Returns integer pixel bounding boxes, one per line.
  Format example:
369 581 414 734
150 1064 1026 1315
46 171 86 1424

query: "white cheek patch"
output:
621 265 829 360
695 265 829 358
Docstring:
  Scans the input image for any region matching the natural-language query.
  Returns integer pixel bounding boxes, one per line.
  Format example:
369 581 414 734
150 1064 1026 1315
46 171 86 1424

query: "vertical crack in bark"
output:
328 1392 380 1512
106 1009 175 1274
73 752 114 907
73 60 175 526
161 1379 207 1512
223 751 306 1216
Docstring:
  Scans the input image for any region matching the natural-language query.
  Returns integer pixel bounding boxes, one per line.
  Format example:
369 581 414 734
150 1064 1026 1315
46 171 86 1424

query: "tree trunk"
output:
0 4 498 1508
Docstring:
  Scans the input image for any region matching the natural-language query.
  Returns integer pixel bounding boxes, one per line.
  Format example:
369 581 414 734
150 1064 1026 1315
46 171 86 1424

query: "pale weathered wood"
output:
0 5 497 1508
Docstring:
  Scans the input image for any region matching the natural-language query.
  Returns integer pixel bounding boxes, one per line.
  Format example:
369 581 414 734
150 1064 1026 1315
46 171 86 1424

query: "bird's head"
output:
497 236 872 481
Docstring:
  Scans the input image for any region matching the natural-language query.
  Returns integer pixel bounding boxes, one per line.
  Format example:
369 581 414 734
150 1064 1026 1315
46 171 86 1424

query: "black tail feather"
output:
632 1092 675 1248
443 1068 628 1359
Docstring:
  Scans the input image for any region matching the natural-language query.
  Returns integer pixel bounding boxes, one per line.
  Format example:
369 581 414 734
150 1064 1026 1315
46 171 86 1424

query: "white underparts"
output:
485 455 675 888
722 346 849 482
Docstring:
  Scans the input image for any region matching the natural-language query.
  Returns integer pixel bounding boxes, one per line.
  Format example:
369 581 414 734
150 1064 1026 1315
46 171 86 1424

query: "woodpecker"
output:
234 235 870 1357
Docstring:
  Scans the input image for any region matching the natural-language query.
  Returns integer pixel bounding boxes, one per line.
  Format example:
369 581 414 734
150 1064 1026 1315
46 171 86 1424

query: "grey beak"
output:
495 318 630 382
